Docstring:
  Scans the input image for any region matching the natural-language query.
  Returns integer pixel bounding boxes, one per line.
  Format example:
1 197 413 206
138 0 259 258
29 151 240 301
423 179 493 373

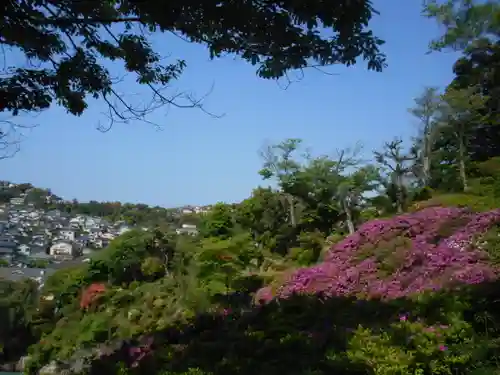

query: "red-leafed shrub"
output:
80 283 107 309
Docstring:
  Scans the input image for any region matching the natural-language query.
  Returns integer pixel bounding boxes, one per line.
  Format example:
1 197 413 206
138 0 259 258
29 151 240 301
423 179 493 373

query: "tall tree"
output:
0 0 386 133
424 0 500 162
374 138 415 213
236 187 288 251
200 202 234 239
293 155 344 235
290 144 372 235
259 138 304 227
409 87 442 186
423 0 500 51
450 38 500 161
337 165 379 234
437 87 487 192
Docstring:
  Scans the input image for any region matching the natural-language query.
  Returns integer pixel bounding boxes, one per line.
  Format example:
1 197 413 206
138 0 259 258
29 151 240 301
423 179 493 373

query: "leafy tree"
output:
409 87 442 186
196 233 262 296
437 87 487 191
86 229 174 285
451 39 500 161
41 265 88 311
0 279 39 363
293 147 363 235
0 0 386 134
200 202 234 239
259 138 304 227
337 165 380 234
235 187 288 251
423 0 500 51
374 139 415 213
424 1 500 163
292 155 344 235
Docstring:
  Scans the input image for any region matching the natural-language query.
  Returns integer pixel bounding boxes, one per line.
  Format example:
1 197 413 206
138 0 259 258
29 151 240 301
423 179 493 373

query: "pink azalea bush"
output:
257 207 500 302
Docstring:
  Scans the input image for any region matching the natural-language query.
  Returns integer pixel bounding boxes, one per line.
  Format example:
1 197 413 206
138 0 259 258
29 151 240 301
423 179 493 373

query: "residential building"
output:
49 241 77 258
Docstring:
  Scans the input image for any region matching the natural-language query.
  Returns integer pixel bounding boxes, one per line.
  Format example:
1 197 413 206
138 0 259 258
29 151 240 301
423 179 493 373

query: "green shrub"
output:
354 236 412 276
410 194 500 212
287 247 316 265
140 257 166 279
25 280 500 375
477 223 500 265
412 186 435 202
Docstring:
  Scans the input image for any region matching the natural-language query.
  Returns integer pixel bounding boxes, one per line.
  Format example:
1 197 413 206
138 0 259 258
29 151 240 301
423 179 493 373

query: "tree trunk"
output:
422 135 431 186
288 194 296 227
422 156 430 186
396 173 404 213
458 138 469 192
345 205 355 234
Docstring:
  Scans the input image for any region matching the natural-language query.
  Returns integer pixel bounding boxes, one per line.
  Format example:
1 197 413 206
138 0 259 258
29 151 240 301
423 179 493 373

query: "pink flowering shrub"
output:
257 207 500 303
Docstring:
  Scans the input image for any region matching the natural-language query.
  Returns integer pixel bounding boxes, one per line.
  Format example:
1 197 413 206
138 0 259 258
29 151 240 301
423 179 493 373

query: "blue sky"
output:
0 1 460 207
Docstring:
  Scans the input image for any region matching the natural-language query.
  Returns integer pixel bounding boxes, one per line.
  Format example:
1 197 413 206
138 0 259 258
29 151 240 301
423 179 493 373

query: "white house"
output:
10 197 25 205
84 217 101 230
18 244 30 255
49 241 76 257
176 224 198 236
58 228 76 241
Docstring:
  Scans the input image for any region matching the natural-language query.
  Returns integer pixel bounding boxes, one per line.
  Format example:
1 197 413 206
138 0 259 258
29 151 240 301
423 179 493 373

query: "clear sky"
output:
0 1 461 208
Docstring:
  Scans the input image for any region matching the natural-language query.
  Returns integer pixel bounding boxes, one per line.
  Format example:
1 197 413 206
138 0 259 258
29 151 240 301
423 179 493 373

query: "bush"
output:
25 281 500 375
258 207 500 302
80 283 107 310
410 194 500 212
412 186 434 202
140 257 166 279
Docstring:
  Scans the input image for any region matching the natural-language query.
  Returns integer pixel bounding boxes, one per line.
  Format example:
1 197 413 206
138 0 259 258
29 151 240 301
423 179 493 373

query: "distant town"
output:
0 181 211 286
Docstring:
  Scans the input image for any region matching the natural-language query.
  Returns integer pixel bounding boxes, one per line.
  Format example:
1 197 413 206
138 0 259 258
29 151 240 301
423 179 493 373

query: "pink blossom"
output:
256 207 500 302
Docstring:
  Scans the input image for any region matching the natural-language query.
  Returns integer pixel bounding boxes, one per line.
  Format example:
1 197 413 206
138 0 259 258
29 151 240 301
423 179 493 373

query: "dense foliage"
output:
0 279 39 364
0 0 385 148
27 282 500 375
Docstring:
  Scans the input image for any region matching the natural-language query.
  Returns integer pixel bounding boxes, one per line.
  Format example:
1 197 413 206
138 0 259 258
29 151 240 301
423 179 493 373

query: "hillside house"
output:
18 244 30 255
176 224 198 236
49 241 78 258
56 228 76 241
10 197 25 205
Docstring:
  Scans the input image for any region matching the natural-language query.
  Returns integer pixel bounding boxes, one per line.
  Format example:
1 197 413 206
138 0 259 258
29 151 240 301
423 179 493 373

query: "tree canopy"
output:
0 0 385 125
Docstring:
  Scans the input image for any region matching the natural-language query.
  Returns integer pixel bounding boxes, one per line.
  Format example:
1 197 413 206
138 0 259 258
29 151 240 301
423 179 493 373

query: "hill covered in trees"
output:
0 181 211 227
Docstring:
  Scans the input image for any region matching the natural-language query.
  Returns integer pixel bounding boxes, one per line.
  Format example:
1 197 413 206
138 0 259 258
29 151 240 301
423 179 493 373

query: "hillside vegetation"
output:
2 1 500 375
